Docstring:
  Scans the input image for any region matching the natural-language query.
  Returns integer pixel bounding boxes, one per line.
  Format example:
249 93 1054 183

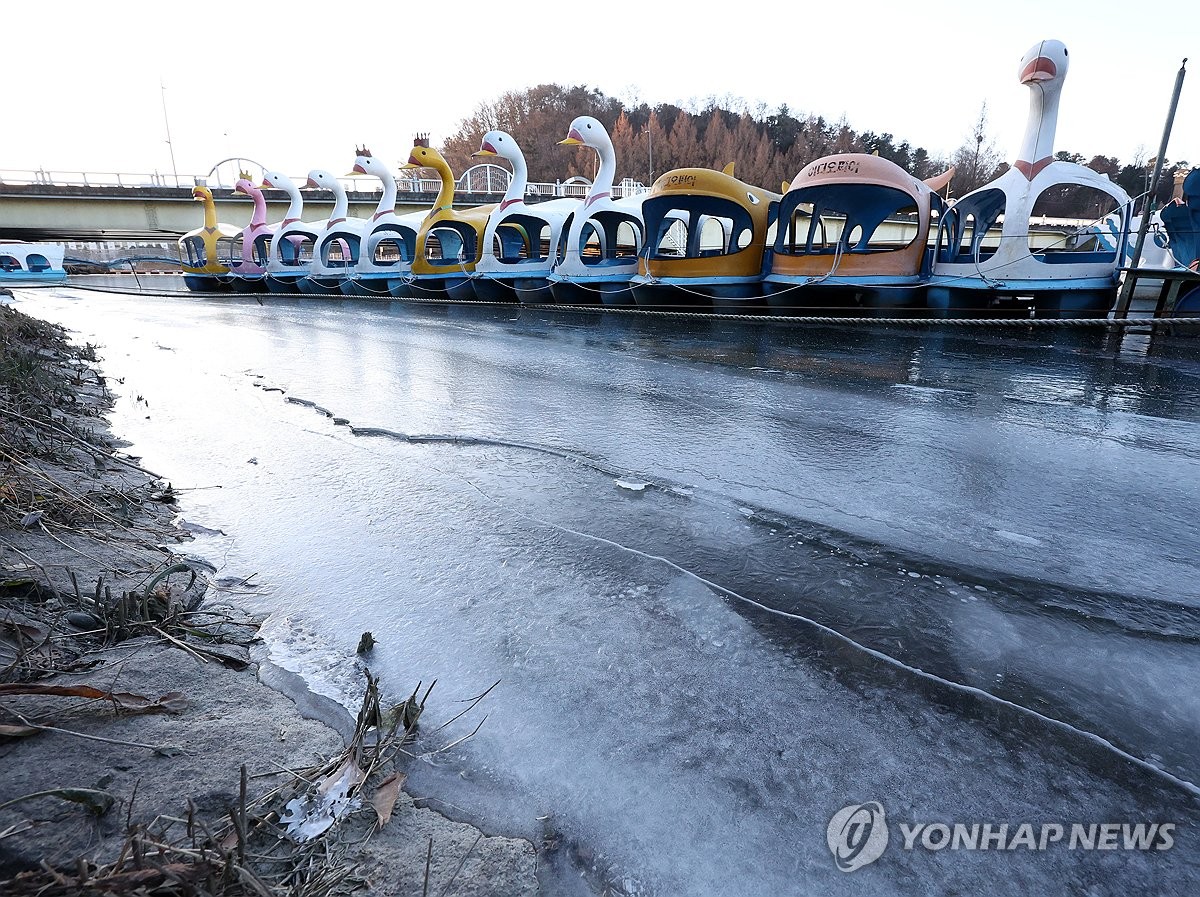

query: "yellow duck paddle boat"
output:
394 135 496 300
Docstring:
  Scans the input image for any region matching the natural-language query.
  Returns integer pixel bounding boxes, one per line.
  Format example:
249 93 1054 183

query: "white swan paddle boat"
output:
260 170 322 294
549 116 648 306
0 242 67 287
342 147 425 297
928 39 1132 318
300 169 367 295
471 130 581 304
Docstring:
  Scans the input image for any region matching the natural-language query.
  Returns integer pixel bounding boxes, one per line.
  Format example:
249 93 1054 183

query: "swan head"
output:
304 170 337 191
400 136 444 171
348 145 382 177
233 176 259 198
191 185 213 202
259 170 292 191
474 130 519 160
1018 39 1068 89
559 116 611 150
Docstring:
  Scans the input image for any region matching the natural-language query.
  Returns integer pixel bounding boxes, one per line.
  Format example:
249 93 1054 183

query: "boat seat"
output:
584 257 636 268
1035 251 1116 264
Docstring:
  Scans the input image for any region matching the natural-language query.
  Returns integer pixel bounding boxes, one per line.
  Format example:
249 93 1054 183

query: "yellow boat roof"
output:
649 167 781 205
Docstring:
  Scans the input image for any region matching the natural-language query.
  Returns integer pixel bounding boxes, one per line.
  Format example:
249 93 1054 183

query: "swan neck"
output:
284 184 303 220
376 165 397 214
502 153 528 205
1017 83 1059 167
202 197 218 230
250 189 267 226
590 143 616 198
329 183 348 220
434 160 455 210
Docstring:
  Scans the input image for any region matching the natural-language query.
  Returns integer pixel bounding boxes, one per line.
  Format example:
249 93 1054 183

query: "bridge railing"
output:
0 169 199 189
0 168 650 199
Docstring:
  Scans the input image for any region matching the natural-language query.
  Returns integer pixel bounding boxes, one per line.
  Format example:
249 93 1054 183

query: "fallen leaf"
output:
372 772 406 826
0 683 112 699
18 511 43 529
111 691 189 715
0 617 46 642
0 683 187 714
0 787 115 816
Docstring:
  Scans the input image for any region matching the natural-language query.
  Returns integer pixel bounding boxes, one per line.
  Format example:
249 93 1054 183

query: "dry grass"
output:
0 671 423 897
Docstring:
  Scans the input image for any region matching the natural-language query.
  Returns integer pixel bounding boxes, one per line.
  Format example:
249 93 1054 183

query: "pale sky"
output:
7 1 1197 183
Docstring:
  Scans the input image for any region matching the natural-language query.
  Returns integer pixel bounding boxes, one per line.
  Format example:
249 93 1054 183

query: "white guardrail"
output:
0 168 649 199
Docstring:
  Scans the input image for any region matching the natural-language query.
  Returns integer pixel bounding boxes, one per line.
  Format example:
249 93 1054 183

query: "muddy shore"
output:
0 302 539 895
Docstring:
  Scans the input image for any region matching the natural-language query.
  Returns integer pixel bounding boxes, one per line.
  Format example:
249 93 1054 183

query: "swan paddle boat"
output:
179 185 239 292
260 170 323 294
471 130 581 304
343 147 425 297
1159 168 1200 313
225 173 275 291
631 163 781 311
0 243 67 287
393 136 496 301
763 154 953 313
1079 210 1178 271
549 116 648 306
300 169 366 295
928 39 1132 317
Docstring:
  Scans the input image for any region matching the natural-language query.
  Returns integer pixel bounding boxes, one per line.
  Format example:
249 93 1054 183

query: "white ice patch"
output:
280 758 364 841
615 479 649 492
995 529 1044 547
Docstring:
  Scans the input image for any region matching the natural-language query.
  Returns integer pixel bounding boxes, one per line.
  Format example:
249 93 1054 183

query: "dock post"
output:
1114 58 1187 318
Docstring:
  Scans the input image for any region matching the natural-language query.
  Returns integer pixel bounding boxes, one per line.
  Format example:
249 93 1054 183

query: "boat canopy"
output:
774 154 935 259
1160 168 1200 270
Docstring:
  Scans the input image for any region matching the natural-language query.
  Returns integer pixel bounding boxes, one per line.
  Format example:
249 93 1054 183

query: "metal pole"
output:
1115 58 1187 317
160 80 180 188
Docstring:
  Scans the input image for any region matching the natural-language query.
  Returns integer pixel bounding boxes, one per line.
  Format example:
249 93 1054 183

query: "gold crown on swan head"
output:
355 145 373 158
413 133 430 148
238 169 252 181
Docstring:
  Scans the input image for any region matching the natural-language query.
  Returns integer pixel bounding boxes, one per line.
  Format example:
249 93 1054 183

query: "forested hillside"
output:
436 84 1187 216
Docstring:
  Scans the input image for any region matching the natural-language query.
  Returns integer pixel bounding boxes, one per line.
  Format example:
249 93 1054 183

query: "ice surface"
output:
21 289 1200 894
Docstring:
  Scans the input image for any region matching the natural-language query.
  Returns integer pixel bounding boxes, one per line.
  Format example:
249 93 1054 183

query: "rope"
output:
37 281 1200 329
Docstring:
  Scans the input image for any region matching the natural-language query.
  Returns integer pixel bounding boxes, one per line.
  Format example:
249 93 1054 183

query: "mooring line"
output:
34 282 1200 330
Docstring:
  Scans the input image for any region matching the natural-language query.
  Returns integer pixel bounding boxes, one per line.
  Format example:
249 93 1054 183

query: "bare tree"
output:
951 102 1003 196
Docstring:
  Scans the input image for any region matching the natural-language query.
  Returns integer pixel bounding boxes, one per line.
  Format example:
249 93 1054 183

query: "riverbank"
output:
0 302 538 895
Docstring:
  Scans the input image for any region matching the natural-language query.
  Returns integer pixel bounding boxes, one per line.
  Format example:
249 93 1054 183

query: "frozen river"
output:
17 287 1200 895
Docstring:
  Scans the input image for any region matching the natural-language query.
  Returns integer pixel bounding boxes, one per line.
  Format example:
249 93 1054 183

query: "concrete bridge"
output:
0 166 631 242
1 167 1084 254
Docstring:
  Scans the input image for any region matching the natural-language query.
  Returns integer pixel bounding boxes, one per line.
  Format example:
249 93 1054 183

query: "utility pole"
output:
1114 58 1187 317
160 79 180 187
